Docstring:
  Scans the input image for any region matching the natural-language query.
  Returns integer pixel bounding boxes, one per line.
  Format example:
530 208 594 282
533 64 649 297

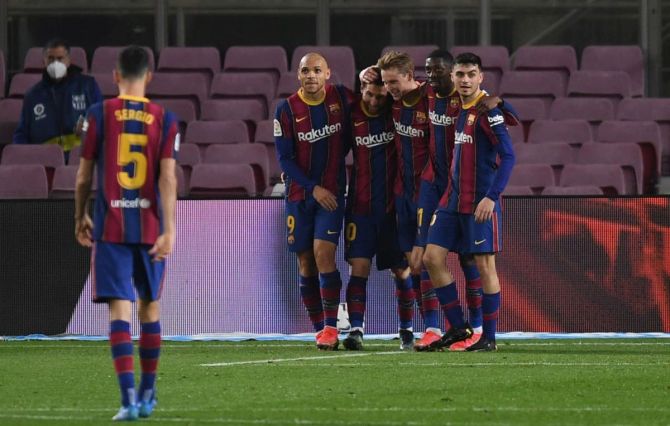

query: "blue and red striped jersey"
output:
274 84 354 201
441 91 515 213
347 97 397 216
391 84 430 201
426 86 461 191
81 95 179 245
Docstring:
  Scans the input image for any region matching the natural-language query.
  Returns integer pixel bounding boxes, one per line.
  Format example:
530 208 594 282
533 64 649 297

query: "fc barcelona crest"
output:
450 98 460 108
467 113 476 125
329 103 341 114
415 111 427 123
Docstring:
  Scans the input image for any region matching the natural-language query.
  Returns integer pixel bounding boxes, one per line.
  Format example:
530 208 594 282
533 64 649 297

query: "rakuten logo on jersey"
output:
297 123 342 143
355 131 395 148
455 131 473 145
429 110 455 126
111 198 152 209
394 121 425 138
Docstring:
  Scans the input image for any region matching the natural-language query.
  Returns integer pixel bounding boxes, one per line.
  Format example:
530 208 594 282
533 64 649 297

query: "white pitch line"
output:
200 351 405 367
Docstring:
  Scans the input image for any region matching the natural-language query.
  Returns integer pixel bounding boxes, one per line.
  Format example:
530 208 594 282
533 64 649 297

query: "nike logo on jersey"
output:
354 121 366 127
474 239 486 245
295 116 309 123
327 230 338 235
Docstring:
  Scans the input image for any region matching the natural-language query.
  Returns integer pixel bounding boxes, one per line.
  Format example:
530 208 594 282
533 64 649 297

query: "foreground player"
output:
274 53 353 350
343 68 415 351
424 52 516 352
75 46 179 420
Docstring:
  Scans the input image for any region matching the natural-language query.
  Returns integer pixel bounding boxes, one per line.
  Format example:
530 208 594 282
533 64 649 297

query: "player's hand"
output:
312 185 338 212
359 66 379 85
75 215 94 247
149 233 175 262
477 95 502 113
474 197 495 223
74 115 85 136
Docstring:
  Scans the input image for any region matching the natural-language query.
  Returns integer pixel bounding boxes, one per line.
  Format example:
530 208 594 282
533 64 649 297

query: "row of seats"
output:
507 163 632 196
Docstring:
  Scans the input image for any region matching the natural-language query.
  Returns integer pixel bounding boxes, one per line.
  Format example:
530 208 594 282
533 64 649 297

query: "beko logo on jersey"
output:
355 131 395 148
488 114 505 127
455 131 473 144
297 123 342 143
111 198 152 209
429 110 455 126
394 121 425 138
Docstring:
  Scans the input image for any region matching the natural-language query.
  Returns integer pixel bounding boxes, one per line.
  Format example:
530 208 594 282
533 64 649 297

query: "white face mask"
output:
46 60 67 80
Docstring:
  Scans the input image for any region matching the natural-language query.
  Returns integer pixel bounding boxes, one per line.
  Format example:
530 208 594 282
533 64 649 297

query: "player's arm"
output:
477 96 521 126
474 109 515 223
74 110 99 247
274 102 318 193
149 158 177 262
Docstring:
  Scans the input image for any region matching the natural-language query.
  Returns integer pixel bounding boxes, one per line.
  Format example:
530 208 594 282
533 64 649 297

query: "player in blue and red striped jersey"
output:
422 49 520 351
274 53 354 350
342 68 415 351
75 46 178 420
424 52 516 352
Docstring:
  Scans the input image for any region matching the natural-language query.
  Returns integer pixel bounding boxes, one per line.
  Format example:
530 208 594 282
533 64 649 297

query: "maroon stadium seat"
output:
189 163 255 198
597 120 662 192
503 185 534 196
291 46 356 89
507 163 555 194
566 70 631 108
147 72 208 118
499 71 566 112
210 72 276 117
91 46 155 73
153 99 197 135
541 185 604 195
176 143 200 193
560 164 626 195
451 45 509 94
527 119 592 146
223 46 288 84
577 142 644 195
507 124 525 144
204 144 270 192
0 164 49 198
68 145 81 165
254 119 281 181
514 142 575 183
51 164 99 199
91 72 118 98
581 45 644 97
549 98 615 137
276 72 300 98
1 144 65 188
23 46 88 73
201 99 265 139
505 98 546 140
381 45 439 72
8 73 42 98
0 99 22 149
157 47 221 85
185 120 249 148
512 45 577 86
617 98 670 175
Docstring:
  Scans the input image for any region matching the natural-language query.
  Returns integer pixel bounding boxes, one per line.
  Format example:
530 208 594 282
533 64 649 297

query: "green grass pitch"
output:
0 339 668 425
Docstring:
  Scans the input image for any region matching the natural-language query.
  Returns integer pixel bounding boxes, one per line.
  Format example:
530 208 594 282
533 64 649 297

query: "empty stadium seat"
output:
91 72 118 98
290 46 356 89
154 99 197 133
566 71 631 106
68 145 81 165
507 164 555 193
503 185 534 195
549 98 615 137
50 164 98 199
1 144 65 188
597 120 662 191
185 120 249 147
210 72 276 117
8 73 42 98
157 47 221 84
91 46 155 73
577 142 643 195
176 143 200 192
276 72 300 98
581 45 644 97
527 119 592 146
515 142 575 183
505 98 547 122
499 71 566 111
560 164 626 195
254 119 281 180
189 163 256 197
617 98 670 175
541 185 604 195
0 99 22 148
204 144 270 192
507 124 525 144
0 164 49 199
223 46 288 83
23 46 88 73
512 45 577 85
381 45 439 72
147 73 208 117
451 45 509 94
201 99 265 139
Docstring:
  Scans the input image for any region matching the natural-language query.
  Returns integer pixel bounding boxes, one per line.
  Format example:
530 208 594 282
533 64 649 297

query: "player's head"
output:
377 51 415 100
114 45 152 87
451 52 483 98
425 49 454 93
360 67 388 115
43 38 71 80
298 53 330 96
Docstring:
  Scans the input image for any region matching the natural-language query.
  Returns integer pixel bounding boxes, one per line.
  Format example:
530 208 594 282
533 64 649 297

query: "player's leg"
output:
134 245 166 418
395 195 423 320
391 266 415 350
93 242 139 421
313 197 345 350
448 254 484 351
288 200 324 335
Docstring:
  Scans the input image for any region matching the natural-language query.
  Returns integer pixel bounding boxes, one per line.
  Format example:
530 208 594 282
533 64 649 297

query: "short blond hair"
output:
376 51 414 76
